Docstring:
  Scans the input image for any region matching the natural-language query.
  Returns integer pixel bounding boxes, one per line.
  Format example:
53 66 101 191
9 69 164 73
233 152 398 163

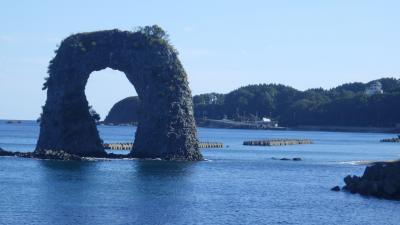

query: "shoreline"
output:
1 119 399 134
197 124 399 134
288 125 399 134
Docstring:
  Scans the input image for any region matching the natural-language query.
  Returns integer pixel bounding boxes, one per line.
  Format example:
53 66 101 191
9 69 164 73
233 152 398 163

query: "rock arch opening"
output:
36 26 203 161
85 68 138 122
86 68 137 156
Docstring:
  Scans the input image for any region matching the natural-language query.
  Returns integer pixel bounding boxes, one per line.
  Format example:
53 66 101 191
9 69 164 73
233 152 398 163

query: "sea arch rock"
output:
36 26 203 160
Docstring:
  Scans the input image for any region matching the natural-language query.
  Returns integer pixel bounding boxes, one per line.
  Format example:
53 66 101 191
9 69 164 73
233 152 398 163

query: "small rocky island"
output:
35 26 203 161
339 161 400 200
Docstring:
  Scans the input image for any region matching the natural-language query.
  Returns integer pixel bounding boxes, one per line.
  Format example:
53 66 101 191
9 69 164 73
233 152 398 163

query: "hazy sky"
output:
0 0 399 119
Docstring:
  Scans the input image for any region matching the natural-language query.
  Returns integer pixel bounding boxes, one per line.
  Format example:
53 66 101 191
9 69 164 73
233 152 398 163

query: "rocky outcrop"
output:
0 147 15 156
271 157 302 161
0 148 85 161
331 186 340 191
104 96 141 125
343 161 400 200
36 26 203 160
20 149 84 161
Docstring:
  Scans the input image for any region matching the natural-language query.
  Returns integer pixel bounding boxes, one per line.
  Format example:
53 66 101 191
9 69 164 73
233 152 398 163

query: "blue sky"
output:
0 0 399 119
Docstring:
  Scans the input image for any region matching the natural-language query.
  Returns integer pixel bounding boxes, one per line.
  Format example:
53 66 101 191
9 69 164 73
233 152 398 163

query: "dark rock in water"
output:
36 150 84 161
35 26 202 161
0 148 84 161
331 186 341 191
272 157 302 161
20 149 84 161
342 161 400 200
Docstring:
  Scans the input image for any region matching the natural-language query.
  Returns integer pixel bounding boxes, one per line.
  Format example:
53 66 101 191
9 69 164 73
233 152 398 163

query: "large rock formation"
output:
343 161 400 200
104 96 140 124
36 26 203 160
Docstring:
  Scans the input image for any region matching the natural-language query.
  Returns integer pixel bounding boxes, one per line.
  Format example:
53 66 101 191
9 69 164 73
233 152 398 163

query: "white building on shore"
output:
365 81 383 96
255 117 278 128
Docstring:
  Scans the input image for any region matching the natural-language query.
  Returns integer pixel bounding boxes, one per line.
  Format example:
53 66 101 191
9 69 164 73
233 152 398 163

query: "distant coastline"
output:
2 120 398 134
101 77 400 133
288 125 399 134
196 119 399 133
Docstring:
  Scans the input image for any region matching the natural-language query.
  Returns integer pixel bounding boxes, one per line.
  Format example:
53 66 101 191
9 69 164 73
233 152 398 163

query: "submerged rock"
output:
342 161 400 200
271 157 303 161
331 186 341 192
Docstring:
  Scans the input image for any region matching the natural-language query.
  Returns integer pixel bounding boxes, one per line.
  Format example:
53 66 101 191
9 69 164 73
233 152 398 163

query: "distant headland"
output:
103 77 400 133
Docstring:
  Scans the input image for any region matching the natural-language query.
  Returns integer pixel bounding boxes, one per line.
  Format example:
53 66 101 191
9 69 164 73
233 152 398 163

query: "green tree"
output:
89 106 101 122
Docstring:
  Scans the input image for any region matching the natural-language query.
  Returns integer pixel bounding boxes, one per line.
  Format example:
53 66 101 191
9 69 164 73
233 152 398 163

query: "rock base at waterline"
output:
342 161 400 200
0 148 204 161
0 149 85 161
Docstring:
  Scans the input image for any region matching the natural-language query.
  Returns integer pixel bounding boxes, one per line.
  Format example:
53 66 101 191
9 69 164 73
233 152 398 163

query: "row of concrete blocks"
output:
103 142 224 150
243 139 313 146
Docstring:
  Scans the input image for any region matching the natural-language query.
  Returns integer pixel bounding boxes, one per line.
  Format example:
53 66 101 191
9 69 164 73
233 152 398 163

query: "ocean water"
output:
0 120 399 225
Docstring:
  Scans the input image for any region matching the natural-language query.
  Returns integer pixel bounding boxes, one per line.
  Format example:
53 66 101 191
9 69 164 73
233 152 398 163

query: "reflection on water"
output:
129 161 199 224
36 160 96 225
29 159 201 225
133 160 195 177
38 159 93 172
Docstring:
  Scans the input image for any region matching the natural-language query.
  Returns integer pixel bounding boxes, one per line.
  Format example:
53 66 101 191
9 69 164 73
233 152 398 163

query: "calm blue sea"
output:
0 120 399 225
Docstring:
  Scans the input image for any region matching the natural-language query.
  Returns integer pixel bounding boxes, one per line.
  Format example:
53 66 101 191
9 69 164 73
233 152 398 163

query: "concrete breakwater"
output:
103 142 224 150
198 142 224 148
103 143 133 150
243 139 313 146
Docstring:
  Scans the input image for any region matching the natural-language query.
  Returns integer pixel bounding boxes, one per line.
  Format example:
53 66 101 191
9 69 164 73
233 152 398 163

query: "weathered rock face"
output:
36 26 203 160
343 161 400 200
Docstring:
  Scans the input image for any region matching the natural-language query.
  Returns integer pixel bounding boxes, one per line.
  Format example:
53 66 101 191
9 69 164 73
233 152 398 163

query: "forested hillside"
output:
105 78 400 127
